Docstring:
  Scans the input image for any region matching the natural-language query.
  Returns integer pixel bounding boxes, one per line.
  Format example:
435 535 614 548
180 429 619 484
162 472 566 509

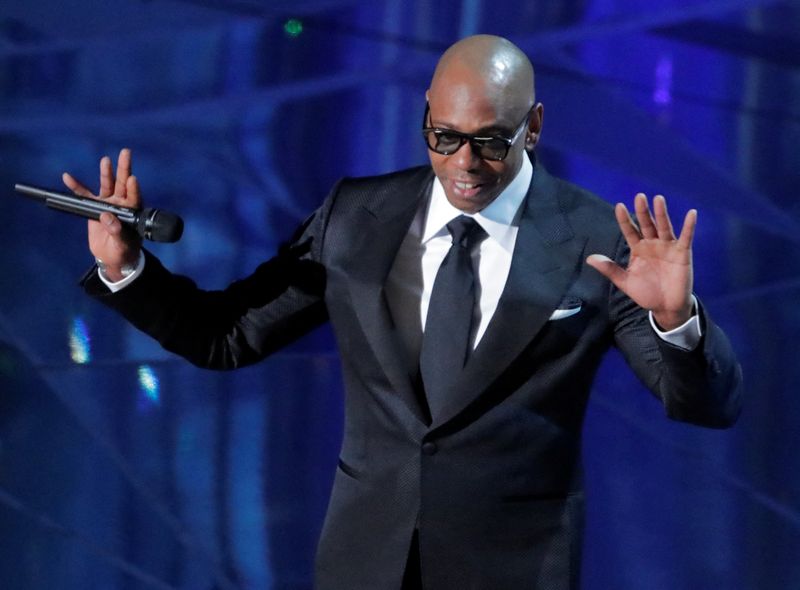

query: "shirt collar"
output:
422 155 533 253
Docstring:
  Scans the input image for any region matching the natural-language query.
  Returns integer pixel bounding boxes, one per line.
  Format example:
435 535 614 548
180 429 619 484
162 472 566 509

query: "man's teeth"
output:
455 181 479 190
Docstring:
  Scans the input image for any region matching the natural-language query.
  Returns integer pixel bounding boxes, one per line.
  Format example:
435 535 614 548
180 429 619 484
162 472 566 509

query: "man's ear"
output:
525 102 544 151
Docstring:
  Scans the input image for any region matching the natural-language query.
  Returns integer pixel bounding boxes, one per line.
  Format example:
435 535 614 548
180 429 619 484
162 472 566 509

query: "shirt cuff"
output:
648 295 702 351
97 252 146 293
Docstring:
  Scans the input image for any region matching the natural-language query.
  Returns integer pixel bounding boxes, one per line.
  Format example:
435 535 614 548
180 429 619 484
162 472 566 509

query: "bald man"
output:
72 35 741 590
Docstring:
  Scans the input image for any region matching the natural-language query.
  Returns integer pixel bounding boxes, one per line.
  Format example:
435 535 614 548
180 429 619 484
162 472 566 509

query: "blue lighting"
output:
653 55 673 106
69 317 91 364
137 365 160 408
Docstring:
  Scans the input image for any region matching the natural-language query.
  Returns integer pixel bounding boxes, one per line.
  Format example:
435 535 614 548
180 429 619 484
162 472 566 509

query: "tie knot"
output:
446 216 485 249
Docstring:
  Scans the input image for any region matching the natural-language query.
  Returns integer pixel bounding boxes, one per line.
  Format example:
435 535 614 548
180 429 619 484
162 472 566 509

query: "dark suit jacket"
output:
82 161 742 590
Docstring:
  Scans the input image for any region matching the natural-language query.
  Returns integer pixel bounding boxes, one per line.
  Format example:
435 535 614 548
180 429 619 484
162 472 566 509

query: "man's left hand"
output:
586 193 695 331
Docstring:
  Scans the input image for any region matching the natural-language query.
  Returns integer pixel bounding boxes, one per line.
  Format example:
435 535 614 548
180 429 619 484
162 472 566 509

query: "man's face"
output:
425 77 538 213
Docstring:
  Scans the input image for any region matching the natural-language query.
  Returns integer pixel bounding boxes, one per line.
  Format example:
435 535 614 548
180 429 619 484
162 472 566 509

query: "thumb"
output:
99 212 123 237
586 254 627 288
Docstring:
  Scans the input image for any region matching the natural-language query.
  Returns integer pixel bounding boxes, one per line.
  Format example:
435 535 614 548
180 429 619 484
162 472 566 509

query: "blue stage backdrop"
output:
1 1 799 588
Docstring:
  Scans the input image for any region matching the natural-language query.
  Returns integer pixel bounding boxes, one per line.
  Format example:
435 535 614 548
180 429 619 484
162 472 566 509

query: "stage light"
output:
284 18 303 38
653 55 673 106
69 317 91 364
137 365 160 407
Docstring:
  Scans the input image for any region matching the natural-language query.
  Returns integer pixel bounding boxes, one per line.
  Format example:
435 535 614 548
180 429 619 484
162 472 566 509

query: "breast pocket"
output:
548 296 583 321
535 298 595 360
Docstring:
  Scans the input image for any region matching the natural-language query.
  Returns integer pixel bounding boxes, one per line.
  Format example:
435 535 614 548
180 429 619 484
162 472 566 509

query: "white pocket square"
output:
548 297 583 320
549 306 581 320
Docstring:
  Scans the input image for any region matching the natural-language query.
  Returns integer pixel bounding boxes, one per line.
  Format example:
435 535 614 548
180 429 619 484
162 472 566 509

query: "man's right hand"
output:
62 148 143 282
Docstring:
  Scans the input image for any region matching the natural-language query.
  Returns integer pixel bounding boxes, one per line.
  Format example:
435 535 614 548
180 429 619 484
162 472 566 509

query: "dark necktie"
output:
420 215 486 420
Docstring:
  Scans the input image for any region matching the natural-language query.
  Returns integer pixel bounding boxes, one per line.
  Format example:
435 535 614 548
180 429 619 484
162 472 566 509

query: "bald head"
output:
424 35 543 213
429 35 535 119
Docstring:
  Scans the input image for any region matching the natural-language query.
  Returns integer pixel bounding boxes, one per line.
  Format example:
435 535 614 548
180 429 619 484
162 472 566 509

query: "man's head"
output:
425 35 543 213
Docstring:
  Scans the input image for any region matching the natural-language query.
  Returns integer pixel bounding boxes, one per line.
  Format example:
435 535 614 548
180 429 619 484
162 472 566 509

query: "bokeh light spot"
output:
69 317 91 364
137 364 160 408
284 18 303 38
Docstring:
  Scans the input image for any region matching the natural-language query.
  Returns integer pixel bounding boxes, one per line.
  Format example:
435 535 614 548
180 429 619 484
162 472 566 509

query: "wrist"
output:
652 302 694 331
95 257 137 283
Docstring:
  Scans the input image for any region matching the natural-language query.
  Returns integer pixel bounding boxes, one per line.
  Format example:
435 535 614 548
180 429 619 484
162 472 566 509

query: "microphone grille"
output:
139 209 184 243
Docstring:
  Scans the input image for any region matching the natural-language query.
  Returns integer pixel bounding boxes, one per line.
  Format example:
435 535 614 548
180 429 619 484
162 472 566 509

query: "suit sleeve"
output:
607 234 743 428
80 183 340 370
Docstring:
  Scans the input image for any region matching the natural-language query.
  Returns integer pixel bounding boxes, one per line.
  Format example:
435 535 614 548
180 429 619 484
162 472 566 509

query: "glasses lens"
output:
476 138 509 161
425 131 464 155
423 128 511 160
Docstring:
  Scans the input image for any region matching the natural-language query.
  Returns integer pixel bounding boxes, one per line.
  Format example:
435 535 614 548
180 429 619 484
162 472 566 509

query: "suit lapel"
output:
431 164 588 429
346 169 434 425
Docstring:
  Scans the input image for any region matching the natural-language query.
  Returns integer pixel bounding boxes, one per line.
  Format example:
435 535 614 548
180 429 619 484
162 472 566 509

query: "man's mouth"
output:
451 180 484 198
454 181 481 190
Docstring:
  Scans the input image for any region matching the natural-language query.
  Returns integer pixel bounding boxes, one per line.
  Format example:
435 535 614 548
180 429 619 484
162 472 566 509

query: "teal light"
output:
137 365 160 406
284 18 303 38
69 317 91 364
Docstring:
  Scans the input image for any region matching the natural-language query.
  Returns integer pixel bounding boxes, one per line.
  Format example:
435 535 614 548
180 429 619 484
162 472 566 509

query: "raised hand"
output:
62 148 142 281
586 193 695 331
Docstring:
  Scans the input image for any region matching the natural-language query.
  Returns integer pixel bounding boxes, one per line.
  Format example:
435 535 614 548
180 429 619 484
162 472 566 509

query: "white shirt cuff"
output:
97 252 146 293
649 295 702 351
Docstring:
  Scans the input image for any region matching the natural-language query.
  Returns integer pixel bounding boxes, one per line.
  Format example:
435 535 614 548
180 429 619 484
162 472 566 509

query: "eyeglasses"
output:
421 102 533 161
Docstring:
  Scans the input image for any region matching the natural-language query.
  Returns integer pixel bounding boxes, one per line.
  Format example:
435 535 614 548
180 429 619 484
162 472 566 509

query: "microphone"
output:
14 183 184 243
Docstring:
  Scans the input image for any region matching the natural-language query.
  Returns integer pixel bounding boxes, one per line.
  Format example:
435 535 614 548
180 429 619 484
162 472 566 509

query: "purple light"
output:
653 55 673 107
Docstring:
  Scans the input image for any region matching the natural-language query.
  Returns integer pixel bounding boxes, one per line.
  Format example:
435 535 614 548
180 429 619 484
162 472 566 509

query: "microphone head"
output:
137 208 184 243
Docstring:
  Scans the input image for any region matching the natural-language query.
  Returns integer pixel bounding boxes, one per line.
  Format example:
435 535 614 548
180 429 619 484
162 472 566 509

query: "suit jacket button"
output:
422 442 438 455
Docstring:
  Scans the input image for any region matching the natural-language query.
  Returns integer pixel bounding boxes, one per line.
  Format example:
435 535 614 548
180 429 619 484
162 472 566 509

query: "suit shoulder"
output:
339 165 432 188
331 165 433 208
550 174 619 237
554 175 614 217
322 166 433 221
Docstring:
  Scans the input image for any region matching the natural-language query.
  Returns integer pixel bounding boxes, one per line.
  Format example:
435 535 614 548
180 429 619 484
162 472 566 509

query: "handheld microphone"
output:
14 183 184 243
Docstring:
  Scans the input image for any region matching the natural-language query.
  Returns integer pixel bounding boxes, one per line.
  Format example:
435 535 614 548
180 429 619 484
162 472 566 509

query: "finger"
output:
615 202 641 248
62 172 94 198
99 156 114 198
677 209 697 250
634 193 658 239
114 148 132 199
652 195 675 241
586 254 628 290
126 175 142 209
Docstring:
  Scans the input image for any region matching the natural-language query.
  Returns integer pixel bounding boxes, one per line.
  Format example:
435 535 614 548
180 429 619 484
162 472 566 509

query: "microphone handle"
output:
15 183 140 225
14 183 182 243
46 195 139 225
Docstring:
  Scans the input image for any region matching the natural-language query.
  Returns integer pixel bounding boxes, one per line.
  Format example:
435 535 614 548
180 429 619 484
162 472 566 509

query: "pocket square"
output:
549 297 582 321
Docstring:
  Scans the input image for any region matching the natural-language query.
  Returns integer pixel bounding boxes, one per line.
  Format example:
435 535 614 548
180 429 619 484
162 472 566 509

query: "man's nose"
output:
450 140 481 170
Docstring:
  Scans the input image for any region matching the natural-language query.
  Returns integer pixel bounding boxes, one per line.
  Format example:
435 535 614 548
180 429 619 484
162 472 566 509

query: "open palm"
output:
587 193 695 331
62 148 142 280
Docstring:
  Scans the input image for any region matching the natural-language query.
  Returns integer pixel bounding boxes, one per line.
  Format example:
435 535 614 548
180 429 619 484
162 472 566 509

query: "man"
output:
64 35 741 590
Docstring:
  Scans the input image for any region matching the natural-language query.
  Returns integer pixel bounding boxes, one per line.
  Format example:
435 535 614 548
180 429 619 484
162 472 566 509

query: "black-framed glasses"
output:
421 102 533 161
